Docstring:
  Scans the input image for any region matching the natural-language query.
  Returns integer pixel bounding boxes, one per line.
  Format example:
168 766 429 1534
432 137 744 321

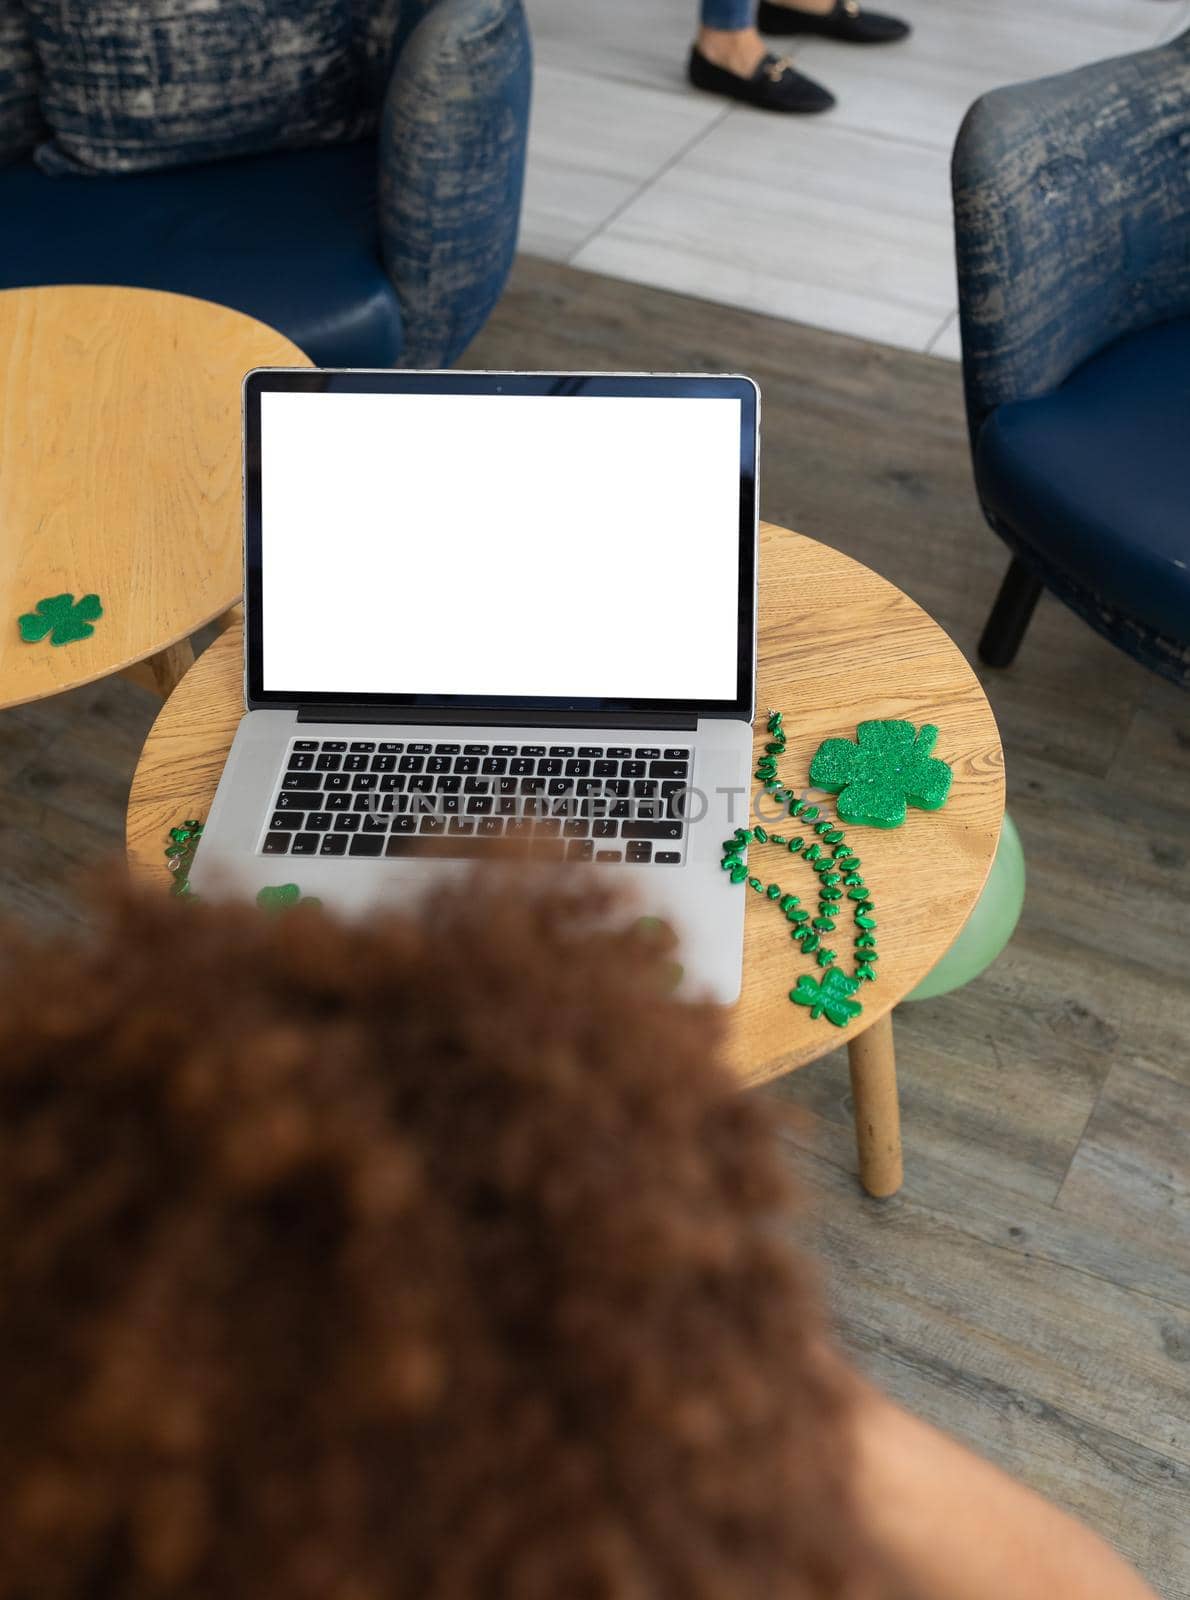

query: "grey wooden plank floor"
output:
3 256 1188 1595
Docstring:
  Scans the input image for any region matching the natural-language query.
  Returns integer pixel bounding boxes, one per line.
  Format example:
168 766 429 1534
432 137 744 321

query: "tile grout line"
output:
565 101 734 267
923 308 958 357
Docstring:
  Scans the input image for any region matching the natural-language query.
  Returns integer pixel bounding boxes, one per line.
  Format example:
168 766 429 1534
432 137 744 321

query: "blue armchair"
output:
952 31 1190 685
0 0 531 368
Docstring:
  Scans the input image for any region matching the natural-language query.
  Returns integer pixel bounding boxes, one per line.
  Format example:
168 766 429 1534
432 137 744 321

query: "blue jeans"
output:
701 0 753 25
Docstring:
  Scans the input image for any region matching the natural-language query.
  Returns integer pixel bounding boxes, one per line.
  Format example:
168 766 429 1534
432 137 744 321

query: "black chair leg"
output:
979 557 1043 668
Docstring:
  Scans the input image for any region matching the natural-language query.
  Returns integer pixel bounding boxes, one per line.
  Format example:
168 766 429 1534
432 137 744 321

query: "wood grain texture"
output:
0 285 309 710
122 527 1004 1086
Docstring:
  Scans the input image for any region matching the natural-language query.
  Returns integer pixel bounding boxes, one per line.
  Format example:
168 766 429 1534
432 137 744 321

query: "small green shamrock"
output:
256 884 321 911
789 967 863 1027
18 592 103 646
808 720 951 829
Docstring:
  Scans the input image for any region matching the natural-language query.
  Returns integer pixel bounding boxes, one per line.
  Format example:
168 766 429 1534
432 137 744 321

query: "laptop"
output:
189 370 759 1003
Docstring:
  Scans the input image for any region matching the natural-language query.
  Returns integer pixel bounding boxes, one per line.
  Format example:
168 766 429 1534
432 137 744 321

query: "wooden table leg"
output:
847 1011 903 1198
146 638 195 697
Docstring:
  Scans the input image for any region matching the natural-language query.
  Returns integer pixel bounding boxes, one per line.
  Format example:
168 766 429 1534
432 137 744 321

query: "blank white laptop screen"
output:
259 391 743 700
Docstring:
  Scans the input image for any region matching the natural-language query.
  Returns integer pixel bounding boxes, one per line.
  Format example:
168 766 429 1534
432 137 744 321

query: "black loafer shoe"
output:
757 0 910 43
687 47 836 113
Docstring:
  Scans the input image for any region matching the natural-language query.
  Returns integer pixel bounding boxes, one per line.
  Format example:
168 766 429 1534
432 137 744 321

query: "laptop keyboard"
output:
261 739 693 865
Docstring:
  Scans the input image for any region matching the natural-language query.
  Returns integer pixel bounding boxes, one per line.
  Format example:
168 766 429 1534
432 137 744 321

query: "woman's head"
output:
0 877 873 1599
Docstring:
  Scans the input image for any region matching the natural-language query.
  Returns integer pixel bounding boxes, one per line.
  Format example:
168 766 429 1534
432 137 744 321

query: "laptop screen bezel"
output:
242 369 758 720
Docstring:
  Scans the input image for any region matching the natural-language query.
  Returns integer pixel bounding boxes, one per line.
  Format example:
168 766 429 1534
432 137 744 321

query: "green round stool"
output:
904 812 1026 1002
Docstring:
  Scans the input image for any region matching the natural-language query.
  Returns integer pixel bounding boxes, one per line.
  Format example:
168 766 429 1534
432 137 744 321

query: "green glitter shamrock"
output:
256 884 321 911
808 720 951 829
18 592 103 646
789 968 863 1027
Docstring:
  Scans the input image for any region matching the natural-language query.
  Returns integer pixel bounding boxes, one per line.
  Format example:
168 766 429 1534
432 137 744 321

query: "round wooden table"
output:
0 285 309 710
126 524 1004 1197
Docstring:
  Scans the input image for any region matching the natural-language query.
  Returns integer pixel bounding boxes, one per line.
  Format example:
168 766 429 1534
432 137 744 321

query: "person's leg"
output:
691 0 836 110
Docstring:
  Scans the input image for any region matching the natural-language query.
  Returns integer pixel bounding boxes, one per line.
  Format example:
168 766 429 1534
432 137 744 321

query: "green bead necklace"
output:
722 709 878 1027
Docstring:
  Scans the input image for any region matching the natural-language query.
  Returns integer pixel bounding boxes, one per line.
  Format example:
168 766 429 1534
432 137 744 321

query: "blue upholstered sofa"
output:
0 0 531 369
953 30 1190 685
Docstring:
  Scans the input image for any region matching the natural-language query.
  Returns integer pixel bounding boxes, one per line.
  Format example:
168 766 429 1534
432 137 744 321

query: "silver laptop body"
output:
189 370 760 1004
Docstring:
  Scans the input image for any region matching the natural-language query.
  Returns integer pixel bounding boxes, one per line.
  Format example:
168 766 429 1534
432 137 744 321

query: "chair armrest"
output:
953 29 1190 439
376 0 531 367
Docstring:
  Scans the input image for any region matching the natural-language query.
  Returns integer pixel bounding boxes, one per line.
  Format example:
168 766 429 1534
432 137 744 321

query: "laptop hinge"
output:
296 706 700 730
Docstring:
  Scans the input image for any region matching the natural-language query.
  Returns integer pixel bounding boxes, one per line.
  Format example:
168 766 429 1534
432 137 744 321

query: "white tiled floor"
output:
521 0 1188 357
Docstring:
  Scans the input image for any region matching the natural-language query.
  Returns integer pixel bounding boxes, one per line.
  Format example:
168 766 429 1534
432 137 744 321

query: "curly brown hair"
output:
0 876 878 1600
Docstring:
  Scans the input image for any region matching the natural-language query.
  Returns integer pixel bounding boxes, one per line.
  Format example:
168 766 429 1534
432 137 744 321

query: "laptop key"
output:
273 792 302 809
622 820 682 840
325 793 351 811
391 815 417 833
498 796 517 815
408 743 432 754
607 747 631 758
282 772 321 791
323 741 347 752
291 833 320 855
398 755 424 773
492 744 516 756
262 832 291 854
434 743 460 755
635 748 661 759
547 779 573 797
378 741 404 753
315 753 342 772
334 814 360 832
371 755 396 772
324 774 349 791
510 757 534 775
454 756 479 774
427 756 452 773
307 812 333 831
626 841 653 863
663 748 689 761
578 746 603 758
379 774 405 792
478 816 504 836
649 761 689 780
655 852 682 864
269 812 304 831
448 817 476 835
565 759 590 777
563 819 589 838
463 743 489 755
481 757 507 775
442 795 462 814
320 834 349 855
595 850 622 863
519 776 545 794
567 839 594 861
593 819 618 838
521 745 546 757
621 760 645 778
538 759 563 777
408 774 434 793
549 746 574 757
437 775 461 794
293 740 319 752
420 815 446 835
467 795 493 815
593 759 617 778
351 774 378 791
350 741 376 753
343 754 368 772
361 814 389 834
349 835 385 857
287 752 314 771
